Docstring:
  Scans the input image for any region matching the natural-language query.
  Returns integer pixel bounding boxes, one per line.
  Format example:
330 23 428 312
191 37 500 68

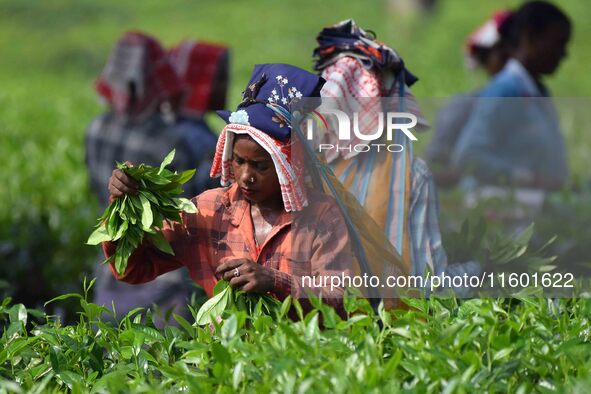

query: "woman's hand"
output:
108 163 139 199
215 258 275 294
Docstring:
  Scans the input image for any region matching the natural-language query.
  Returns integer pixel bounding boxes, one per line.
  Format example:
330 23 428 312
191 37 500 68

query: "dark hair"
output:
471 46 494 66
501 1 571 48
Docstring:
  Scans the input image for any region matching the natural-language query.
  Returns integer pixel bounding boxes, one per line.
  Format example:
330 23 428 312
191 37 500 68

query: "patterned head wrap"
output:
315 20 429 161
211 64 325 212
466 10 513 69
95 31 185 117
168 40 229 115
314 20 424 269
313 19 418 87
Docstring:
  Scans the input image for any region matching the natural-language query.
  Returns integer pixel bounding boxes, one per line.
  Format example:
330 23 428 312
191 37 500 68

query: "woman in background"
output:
86 32 222 323
453 1 571 191
426 10 513 188
168 40 230 193
313 20 481 292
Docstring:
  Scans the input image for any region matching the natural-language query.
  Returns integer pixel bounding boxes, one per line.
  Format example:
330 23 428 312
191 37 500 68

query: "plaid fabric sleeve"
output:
408 158 448 277
287 201 354 315
272 269 293 298
104 218 190 284
410 160 485 297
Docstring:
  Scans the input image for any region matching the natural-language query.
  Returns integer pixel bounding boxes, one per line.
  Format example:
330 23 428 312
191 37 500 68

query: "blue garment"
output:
175 116 220 197
407 158 447 277
85 112 218 208
452 59 568 187
409 159 481 296
426 92 478 167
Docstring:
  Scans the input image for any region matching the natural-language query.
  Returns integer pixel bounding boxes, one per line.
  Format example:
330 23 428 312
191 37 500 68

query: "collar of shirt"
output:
504 58 546 97
221 183 295 260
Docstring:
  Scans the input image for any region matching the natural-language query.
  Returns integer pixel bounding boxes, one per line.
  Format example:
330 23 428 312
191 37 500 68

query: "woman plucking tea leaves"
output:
103 64 369 317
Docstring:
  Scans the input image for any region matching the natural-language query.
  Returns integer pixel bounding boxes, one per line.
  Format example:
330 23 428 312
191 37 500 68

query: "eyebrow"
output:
232 150 271 164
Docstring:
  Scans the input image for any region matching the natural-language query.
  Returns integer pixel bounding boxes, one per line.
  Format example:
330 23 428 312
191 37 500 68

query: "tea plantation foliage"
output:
1 280 590 393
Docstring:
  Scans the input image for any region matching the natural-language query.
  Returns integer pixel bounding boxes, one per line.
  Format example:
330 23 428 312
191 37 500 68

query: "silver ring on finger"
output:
233 267 240 278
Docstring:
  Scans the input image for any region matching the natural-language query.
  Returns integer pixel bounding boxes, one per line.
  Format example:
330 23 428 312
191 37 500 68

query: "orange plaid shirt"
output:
104 183 354 310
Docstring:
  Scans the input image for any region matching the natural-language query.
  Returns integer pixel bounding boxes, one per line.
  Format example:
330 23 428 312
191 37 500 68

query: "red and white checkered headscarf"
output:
319 56 429 162
95 31 185 117
210 123 308 212
319 55 423 265
466 10 513 69
168 40 229 115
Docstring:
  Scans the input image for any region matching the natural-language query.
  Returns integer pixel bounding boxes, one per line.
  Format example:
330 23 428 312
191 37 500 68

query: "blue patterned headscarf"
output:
313 19 418 87
217 64 324 140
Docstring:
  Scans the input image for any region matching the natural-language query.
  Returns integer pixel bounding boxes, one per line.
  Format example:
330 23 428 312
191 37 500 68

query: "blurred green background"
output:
0 0 589 311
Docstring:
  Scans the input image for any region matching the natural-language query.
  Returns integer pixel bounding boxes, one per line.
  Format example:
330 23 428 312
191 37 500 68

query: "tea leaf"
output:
147 232 174 256
175 198 197 214
139 193 153 230
86 226 111 245
195 285 231 326
158 149 176 175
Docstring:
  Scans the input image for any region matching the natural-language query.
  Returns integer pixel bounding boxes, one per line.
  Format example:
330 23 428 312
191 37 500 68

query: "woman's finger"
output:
228 273 251 288
113 169 139 189
110 176 135 195
109 169 138 195
108 177 125 197
215 258 250 277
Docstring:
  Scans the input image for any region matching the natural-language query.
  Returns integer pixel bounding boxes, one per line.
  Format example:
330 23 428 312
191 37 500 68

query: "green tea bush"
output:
0 279 590 393
0 106 97 316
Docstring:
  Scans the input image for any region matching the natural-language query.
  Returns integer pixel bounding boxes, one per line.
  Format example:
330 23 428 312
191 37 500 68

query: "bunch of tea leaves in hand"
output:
87 150 198 275
195 280 281 326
